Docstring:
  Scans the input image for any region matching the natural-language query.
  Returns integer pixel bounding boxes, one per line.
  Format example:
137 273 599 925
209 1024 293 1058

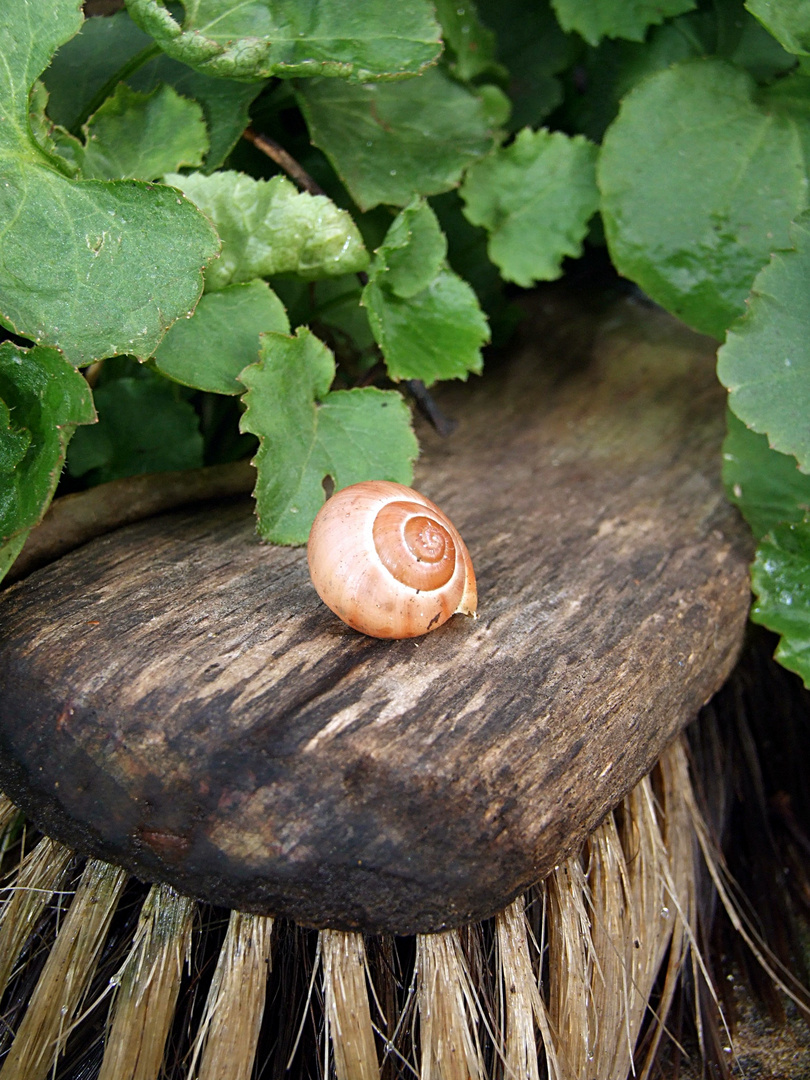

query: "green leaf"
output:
476 0 576 131
461 128 599 287
434 0 502 82
723 410 810 539
0 0 220 366
751 516 810 688
67 368 203 484
363 271 489 383
295 66 495 211
0 342 96 560
43 10 155 131
28 80 81 174
717 213 810 472
550 0 697 46
44 10 262 170
154 281 289 394
374 199 448 299
129 57 260 173
78 83 208 181
239 328 418 544
598 58 810 340
362 202 489 383
746 0 810 56
561 3 797 144
165 170 369 290
125 0 442 81
0 532 29 585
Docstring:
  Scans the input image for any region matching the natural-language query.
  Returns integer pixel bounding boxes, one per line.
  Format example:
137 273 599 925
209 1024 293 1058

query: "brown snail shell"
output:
307 480 477 639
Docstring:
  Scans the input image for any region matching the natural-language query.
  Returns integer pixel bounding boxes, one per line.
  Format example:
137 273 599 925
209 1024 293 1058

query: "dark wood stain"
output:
0 291 752 932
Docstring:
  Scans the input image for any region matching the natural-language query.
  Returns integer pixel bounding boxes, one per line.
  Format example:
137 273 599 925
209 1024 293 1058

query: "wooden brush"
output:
1 286 789 1079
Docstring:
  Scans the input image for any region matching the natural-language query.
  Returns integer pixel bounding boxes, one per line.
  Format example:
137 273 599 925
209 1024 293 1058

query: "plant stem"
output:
242 128 327 197
405 380 458 438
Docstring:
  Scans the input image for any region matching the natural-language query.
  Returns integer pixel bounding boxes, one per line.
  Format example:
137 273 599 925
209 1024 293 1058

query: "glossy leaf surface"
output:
751 517 810 688
717 213 810 472
598 59 810 339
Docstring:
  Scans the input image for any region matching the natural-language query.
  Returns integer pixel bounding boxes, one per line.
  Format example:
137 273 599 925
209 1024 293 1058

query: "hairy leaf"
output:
154 281 289 394
44 10 262 169
751 517 810 688
723 410 810 539
126 0 442 81
296 67 495 211
461 128 599 286
598 59 809 339
717 213 810 471
551 0 697 45
78 83 207 181
239 329 418 543
0 343 95 566
746 0 810 56
67 369 203 484
0 0 219 366
166 171 369 289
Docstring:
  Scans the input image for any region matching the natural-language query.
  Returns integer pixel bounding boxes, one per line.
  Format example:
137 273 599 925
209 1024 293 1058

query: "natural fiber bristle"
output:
416 928 484 1080
189 911 273 1080
321 928 378 1080
0 858 127 1080
97 883 195 1080
496 896 560 1080
0 837 73 1002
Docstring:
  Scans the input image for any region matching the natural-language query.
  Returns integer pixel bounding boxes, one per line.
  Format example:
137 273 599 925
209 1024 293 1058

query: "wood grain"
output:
0 289 753 933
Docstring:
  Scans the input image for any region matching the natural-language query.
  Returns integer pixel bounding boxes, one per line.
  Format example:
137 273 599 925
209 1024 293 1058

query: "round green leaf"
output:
751 516 810 688
598 58 808 339
0 0 220 366
722 409 810 539
746 0 810 56
0 343 95 548
717 213 810 472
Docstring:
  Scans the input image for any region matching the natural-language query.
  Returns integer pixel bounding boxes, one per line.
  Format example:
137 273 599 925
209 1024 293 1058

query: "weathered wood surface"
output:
0 290 752 933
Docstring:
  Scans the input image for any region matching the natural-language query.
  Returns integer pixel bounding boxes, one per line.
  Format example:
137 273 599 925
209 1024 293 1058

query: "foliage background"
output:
2 0 810 684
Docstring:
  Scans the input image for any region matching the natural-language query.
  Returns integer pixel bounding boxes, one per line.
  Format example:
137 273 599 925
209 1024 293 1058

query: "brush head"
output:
0 291 752 933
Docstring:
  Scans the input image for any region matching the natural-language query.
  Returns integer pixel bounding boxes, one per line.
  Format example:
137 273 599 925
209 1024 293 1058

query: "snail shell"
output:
307 480 477 639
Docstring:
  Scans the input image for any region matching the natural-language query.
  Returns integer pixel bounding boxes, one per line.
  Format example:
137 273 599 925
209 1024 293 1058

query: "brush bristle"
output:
0 727 804 1079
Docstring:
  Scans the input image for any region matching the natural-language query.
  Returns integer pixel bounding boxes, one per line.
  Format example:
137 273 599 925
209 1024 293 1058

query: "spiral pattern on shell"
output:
307 481 477 639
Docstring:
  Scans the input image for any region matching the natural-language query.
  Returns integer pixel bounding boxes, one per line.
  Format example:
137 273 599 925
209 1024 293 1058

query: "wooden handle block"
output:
0 290 752 932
